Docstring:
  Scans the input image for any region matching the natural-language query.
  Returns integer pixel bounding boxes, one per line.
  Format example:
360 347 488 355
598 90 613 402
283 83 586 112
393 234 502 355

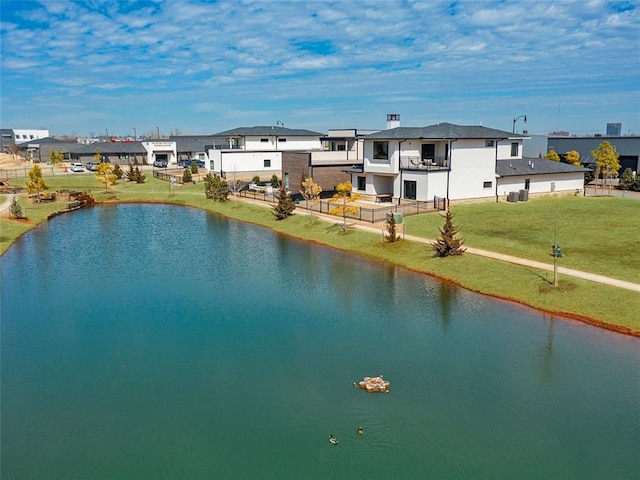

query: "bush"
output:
252 175 261 185
270 174 279 188
191 162 198 174
183 168 192 183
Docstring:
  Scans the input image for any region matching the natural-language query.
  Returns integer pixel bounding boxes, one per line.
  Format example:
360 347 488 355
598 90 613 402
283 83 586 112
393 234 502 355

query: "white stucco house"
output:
207 126 324 180
350 122 588 203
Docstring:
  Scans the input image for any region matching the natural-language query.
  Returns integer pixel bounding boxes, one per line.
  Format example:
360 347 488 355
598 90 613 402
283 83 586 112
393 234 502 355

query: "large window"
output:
373 141 389 160
511 142 519 157
357 176 366 191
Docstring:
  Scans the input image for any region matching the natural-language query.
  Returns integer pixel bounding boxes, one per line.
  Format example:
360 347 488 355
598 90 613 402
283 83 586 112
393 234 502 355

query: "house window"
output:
261 138 269 143
485 140 495 147
264 159 271 167
511 142 519 157
483 181 492 188
373 141 388 160
278 138 287 143
357 176 366 191
285 173 290 189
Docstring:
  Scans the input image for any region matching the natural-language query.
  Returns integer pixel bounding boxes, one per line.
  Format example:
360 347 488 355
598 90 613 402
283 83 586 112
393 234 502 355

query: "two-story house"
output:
350 117 586 203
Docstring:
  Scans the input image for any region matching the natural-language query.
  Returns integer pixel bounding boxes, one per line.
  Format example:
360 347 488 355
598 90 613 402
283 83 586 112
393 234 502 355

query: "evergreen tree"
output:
190 161 198 174
134 165 146 183
9 196 24 219
182 168 192 183
431 209 466 257
385 213 400 243
270 174 279 188
113 163 124 179
204 173 229 202
272 187 296 220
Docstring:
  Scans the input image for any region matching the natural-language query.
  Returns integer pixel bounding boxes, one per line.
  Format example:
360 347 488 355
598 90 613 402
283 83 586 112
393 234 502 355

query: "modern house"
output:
350 117 588 203
208 126 325 183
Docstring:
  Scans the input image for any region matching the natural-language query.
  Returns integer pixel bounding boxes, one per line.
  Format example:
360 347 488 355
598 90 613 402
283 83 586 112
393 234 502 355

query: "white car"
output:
70 163 84 172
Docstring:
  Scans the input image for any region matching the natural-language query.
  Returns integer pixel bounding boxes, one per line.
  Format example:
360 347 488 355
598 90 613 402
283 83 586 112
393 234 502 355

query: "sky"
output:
1 0 639 138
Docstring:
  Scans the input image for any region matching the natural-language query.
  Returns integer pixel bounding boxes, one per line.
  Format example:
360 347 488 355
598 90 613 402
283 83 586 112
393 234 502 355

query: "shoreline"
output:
3 196 639 338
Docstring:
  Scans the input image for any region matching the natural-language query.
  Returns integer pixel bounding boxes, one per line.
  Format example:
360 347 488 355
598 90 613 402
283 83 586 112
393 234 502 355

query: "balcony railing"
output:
400 156 448 171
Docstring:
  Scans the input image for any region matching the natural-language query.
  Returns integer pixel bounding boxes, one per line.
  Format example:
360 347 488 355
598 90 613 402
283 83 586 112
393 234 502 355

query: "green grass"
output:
404 196 640 284
2 176 639 334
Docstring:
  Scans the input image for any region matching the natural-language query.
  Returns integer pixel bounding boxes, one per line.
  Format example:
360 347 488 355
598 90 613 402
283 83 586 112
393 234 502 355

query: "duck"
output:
329 434 338 445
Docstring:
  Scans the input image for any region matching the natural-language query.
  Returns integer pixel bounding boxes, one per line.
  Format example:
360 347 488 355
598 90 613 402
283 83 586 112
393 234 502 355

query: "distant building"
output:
606 123 622 136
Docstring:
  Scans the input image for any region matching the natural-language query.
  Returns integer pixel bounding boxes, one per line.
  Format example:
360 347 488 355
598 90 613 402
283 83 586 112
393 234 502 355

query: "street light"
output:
133 127 137 141
512 115 527 133
156 127 160 139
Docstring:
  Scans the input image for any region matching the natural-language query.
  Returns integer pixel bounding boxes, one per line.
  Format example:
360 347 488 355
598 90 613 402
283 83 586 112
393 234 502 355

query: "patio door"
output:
404 180 417 200
421 143 435 161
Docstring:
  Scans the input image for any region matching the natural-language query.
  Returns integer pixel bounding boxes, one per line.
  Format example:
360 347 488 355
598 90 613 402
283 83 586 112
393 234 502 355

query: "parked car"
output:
70 162 84 172
181 158 205 168
153 159 168 168
85 161 99 171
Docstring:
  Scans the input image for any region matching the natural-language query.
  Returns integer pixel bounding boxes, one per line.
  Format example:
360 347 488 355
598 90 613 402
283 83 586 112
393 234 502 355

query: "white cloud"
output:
0 0 637 135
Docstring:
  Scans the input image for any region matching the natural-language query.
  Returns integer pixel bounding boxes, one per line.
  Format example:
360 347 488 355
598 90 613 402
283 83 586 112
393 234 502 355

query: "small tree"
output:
592 141 621 194
431 209 466 257
25 164 48 201
252 175 261 185
182 168 192 183
126 161 146 183
544 149 560 161
9 196 24 219
565 150 581 166
328 181 360 231
272 187 296 220
300 177 322 216
190 161 198 174
49 150 64 167
270 174 279 188
618 168 635 193
385 213 400 243
113 163 124 179
204 173 229 202
95 162 117 191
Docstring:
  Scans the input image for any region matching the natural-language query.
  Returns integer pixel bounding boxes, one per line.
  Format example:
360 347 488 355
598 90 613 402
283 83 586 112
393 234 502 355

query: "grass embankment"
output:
2 176 639 335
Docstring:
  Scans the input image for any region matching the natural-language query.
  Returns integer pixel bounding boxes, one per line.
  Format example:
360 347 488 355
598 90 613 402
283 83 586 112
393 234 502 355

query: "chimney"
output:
386 114 400 130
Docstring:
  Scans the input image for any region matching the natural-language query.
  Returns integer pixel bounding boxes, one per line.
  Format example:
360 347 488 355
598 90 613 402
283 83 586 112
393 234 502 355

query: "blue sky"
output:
1 0 638 137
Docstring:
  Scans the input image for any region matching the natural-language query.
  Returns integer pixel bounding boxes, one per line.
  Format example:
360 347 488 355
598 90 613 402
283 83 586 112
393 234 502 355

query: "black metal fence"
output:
239 190 439 223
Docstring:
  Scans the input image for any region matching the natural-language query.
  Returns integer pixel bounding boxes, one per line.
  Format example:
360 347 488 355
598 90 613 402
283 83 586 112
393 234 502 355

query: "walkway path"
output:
293 206 640 293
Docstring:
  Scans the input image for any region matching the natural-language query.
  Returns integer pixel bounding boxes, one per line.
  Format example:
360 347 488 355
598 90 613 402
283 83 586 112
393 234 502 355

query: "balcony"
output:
400 156 448 171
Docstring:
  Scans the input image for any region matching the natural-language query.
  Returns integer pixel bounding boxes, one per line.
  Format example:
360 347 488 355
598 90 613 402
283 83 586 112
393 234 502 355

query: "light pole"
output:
512 115 527 133
156 127 160 139
133 127 137 141
105 128 109 141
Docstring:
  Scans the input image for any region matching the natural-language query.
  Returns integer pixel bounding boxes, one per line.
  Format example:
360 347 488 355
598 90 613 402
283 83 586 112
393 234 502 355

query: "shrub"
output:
183 168 192 183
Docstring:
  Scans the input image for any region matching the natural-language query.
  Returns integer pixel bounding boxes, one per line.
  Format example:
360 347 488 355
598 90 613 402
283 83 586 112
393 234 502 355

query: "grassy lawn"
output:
2 176 639 334
403 196 640 284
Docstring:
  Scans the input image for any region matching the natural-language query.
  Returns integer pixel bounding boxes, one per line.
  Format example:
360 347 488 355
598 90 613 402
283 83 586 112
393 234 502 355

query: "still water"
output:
1 204 638 479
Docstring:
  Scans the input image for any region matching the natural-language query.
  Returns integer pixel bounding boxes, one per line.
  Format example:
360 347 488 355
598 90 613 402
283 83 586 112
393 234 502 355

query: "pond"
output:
1 204 638 479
